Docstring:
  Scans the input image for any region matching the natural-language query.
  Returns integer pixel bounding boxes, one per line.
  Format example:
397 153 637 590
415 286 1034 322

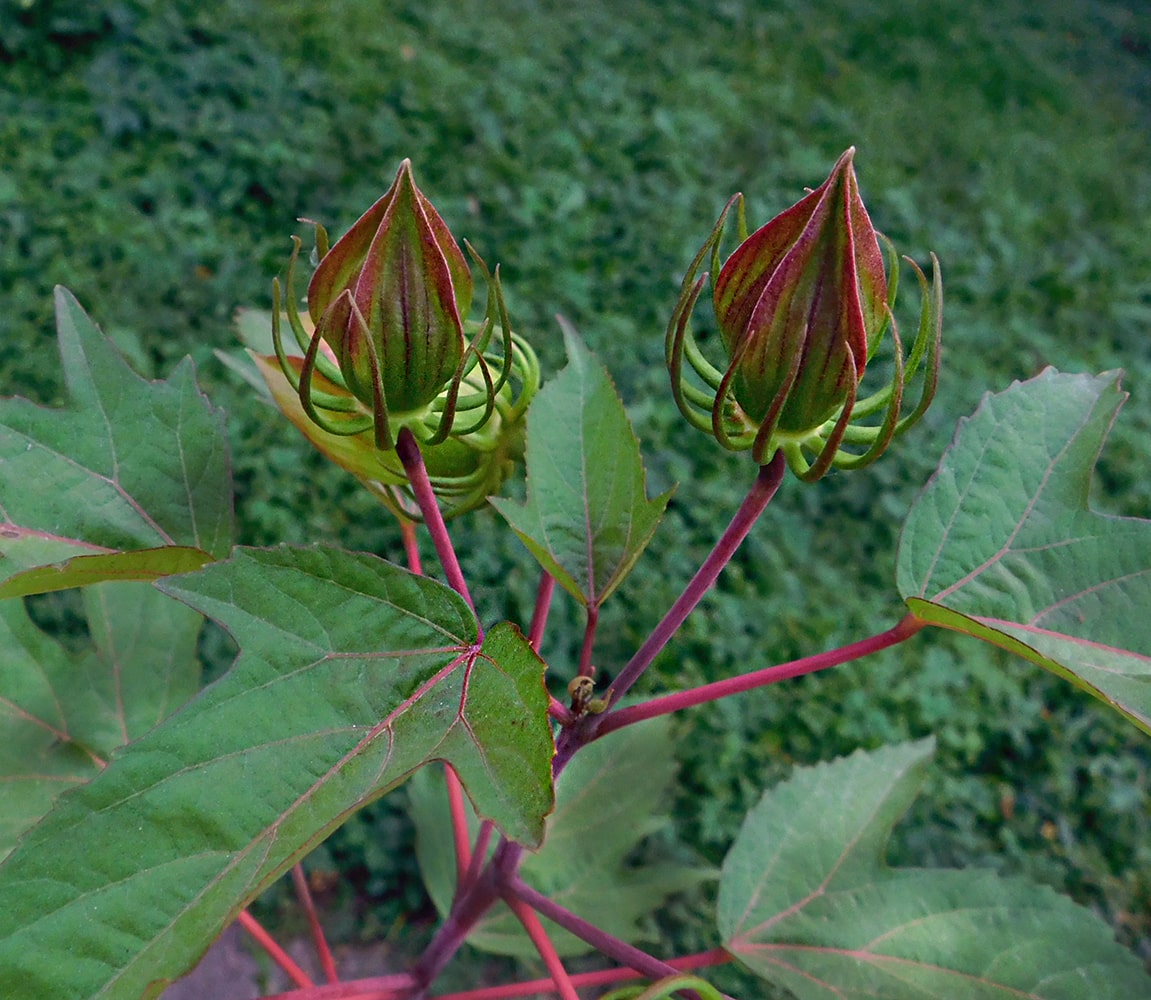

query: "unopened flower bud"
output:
667 148 941 480
714 148 885 432
307 160 469 445
262 161 541 518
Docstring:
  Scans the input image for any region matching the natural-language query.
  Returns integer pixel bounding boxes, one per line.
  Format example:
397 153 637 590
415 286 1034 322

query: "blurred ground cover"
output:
2 0 1149 983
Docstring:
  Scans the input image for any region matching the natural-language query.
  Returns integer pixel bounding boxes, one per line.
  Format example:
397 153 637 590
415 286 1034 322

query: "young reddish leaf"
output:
490 322 671 608
897 370 1151 734
0 288 233 589
0 545 553 1000
719 740 1150 998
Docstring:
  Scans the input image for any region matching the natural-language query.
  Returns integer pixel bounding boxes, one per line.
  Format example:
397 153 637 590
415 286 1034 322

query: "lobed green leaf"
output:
490 322 671 608
897 369 1151 734
719 740 1150 998
0 288 233 588
0 545 554 999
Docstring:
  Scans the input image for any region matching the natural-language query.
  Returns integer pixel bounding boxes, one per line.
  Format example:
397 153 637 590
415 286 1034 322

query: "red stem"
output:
594 614 927 738
606 453 785 704
260 950 730 1000
261 974 413 1000
291 864 339 984
527 571 555 650
502 893 580 1000
507 876 682 983
236 909 314 989
548 696 575 725
444 762 472 892
463 820 494 891
553 454 786 775
408 861 502 990
578 604 599 677
395 428 476 615
400 518 423 574
430 949 729 998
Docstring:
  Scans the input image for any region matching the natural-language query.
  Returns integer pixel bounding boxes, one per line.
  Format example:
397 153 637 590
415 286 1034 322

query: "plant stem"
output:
408 862 501 993
594 613 927 738
291 864 339 983
236 909 314 989
444 762 472 892
429 947 729 998
503 892 580 1000
548 696 575 724
528 571 555 650
260 950 731 1000
463 820 494 891
400 517 423 574
606 452 785 704
261 975 413 1000
578 603 599 677
553 453 785 773
395 427 476 615
507 876 684 983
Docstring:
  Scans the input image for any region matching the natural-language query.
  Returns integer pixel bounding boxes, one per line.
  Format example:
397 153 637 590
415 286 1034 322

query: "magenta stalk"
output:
595 613 927 738
606 451 786 704
395 427 476 615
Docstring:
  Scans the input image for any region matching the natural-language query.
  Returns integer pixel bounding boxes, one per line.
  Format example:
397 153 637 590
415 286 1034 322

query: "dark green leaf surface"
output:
897 370 1151 734
0 598 102 858
0 288 233 585
0 545 553 1000
719 740 1150 998
0 580 202 858
0 290 227 857
409 715 709 957
490 322 671 608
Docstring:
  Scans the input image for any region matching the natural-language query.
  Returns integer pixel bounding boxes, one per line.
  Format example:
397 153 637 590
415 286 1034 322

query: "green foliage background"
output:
2 0 1149 986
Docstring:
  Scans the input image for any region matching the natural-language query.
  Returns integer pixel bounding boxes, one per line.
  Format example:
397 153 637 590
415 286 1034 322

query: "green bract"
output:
666 148 942 480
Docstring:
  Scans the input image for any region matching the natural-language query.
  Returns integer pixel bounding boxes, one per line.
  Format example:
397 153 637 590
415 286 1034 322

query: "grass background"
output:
2 0 1150 992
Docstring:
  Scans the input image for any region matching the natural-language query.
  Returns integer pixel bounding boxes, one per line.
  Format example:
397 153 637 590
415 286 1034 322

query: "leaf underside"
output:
719 739 1151 998
897 369 1151 734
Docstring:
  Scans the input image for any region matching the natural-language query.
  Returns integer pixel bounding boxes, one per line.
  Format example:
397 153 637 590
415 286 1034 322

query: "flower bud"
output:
309 159 469 435
713 148 885 433
252 348 531 519
263 166 541 518
667 148 941 480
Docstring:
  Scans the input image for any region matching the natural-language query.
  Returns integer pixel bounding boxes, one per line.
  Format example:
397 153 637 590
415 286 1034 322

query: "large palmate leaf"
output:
0 577 204 859
409 715 709 957
897 370 1151 734
0 545 554 1000
490 322 671 608
0 287 232 592
0 290 228 851
719 740 1150 998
